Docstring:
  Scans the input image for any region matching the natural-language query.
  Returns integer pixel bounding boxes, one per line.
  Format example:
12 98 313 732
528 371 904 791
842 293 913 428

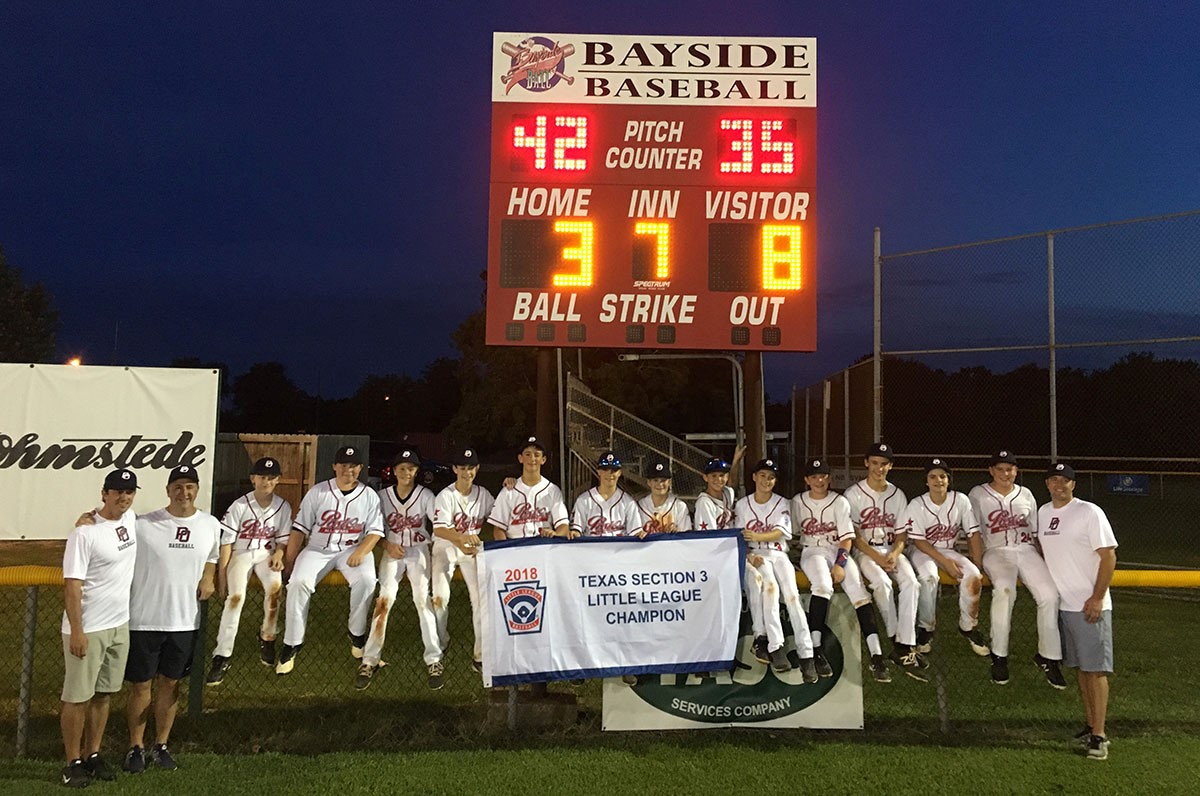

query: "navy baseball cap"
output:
103 469 139 490
519 435 547 454
866 442 894 461
647 459 672 479
925 458 952 475
803 458 830 477
393 448 421 467
597 451 622 470
452 447 479 466
1047 462 1076 480
990 449 1019 466
703 457 731 474
335 446 363 464
251 457 281 476
168 465 199 484
752 458 779 474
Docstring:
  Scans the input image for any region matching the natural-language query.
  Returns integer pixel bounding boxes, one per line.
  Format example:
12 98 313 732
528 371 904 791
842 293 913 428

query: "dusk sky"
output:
4 2 1198 401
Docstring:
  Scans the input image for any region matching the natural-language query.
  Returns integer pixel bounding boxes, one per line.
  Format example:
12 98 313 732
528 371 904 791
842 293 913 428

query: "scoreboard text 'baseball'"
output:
488 33 817 351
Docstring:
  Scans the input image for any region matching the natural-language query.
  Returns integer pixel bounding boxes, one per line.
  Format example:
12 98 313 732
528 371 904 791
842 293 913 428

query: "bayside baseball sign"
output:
0 364 220 541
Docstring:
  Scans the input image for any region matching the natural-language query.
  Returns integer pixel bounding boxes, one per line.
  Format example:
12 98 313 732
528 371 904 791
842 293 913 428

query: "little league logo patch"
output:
500 36 575 94
497 580 547 635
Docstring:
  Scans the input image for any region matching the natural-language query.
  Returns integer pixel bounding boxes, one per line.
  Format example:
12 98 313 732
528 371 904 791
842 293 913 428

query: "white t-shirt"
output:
220 492 293 551
635 494 692 534
129 508 221 631
379 483 436 548
487 476 568 539
694 487 736 531
790 491 855 548
968 483 1039 550
844 480 909 547
904 491 979 550
571 487 641 536
61 508 138 634
432 483 496 537
1037 498 1119 612
734 493 792 553
294 479 385 553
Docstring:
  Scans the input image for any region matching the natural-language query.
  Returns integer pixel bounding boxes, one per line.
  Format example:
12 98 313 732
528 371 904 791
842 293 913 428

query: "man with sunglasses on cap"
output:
279 446 383 677
59 468 139 788
206 457 292 686
791 458 892 683
571 451 641 538
488 436 571 541
905 458 990 659
636 459 691 535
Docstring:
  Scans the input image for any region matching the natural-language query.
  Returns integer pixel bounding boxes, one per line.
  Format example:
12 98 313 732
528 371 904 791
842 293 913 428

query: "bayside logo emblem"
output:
498 579 547 635
500 37 575 94
0 431 206 471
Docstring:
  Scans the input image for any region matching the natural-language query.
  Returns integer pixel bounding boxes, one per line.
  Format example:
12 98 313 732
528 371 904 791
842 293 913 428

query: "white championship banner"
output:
0 364 220 541
480 530 745 687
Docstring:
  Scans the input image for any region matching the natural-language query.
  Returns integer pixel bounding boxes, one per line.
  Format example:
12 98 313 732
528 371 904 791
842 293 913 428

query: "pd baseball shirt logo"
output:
175 527 191 543
498 579 548 635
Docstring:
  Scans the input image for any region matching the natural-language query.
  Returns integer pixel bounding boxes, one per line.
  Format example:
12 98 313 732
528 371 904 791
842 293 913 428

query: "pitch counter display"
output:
487 33 817 351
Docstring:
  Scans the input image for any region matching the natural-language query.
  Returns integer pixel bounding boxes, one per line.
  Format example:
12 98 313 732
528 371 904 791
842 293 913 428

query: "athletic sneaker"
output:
622 674 638 686
1087 734 1109 760
151 743 177 771
275 643 300 675
1034 654 1068 690
1073 725 1093 746
205 655 231 686
61 759 90 788
915 627 933 654
890 646 929 682
259 637 276 666
752 635 770 664
798 657 819 684
812 647 834 678
768 646 792 673
471 658 483 674
354 663 375 691
959 627 991 657
427 661 445 690
869 654 891 683
349 631 368 659
82 752 115 781
990 654 1010 685
122 746 146 774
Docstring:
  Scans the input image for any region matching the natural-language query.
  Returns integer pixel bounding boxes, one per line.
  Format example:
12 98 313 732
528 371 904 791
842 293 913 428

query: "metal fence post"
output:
189 599 208 719
1047 232 1058 461
873 227 882 443
17 585 39 758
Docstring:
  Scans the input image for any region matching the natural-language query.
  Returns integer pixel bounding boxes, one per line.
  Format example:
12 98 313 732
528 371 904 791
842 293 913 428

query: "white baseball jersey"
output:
129 508 221 632
968 483 1038 550
571 487 641 536
844 480 909 546
61 508 138 634
790 491 855 548
379 483 436 548
734 493 792 552
487 476 568 539
1037 498 1119 612
293 478 384 552
904 491 979 550
694 487 736 530
220 492 293 551
635 494 692 533
432 483 495 536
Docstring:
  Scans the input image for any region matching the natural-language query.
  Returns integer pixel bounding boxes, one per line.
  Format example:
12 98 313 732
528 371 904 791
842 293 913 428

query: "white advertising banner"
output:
0 364 220 541
603 595 864 730
480 530 745 687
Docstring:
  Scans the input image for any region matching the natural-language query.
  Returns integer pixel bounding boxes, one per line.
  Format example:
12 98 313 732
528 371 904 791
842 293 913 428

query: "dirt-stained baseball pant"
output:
283 546 377 647
751 550 814 657
983 545 1061 659
857 547 918 646
214 548 283 657
430 538 482 661
801 546 871 606
363 546 440 667
911 548 982 633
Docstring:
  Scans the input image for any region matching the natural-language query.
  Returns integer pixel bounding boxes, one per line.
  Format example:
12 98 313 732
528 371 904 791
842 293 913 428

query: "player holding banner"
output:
636 460 692 535
571 451 641 537
488 436 571 541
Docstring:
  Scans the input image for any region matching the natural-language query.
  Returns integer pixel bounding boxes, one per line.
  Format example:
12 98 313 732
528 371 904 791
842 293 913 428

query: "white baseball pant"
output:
800 546 871 606
911 548 982 633
982 545 1061 659
745 559 769 642
215 548 283 657
430 538 482 662
856 546 918 646
284 545 377 647
751 550 814 658
363 545 441 667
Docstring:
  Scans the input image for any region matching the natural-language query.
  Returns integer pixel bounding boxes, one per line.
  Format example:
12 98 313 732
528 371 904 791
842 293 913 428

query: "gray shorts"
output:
62 624 130 703
1059 610 1114 673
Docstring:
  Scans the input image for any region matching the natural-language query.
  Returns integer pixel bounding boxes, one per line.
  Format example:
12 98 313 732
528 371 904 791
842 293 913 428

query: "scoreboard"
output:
487 33 817 351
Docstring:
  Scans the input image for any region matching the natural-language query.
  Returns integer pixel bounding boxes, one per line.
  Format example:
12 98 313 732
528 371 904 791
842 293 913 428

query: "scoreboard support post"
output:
744 351 766 487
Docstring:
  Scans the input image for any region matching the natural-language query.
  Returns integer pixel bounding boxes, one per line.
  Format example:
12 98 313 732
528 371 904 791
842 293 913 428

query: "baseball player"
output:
1038 463 1118 761
571 451 641 537
487 436 571 541
123 465 220 773
357 448 441 690
693 456 736 532
430 447 494 675
59 469 139 788
635 459 692 535
790 458 892 683
968 450 1065 688
735 458 818 683
906 459 990 659
278 446 383 676
843 442 924 681
206 457 292 685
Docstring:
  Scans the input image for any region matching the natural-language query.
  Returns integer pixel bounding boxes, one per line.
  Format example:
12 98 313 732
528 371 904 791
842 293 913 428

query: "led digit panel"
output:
487 33 817 351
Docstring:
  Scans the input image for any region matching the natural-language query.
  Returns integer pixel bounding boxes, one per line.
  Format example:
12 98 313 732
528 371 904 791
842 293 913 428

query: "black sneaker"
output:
349 631 367 660
82 752 114 781
768 646 791 673
427 661 445 690
354 662 375 691
990 654 1009 685
61 759 90 788
1034 654 1068 689
205 655 231 686
915 627 933 654
752 635 769 664
869 654 891 683
1087 734 1109 760
151 743 177 771
275 643 300 675
891 646 929 682
798 657 819 684
1073 725 1093 746
960 627 991 657
813 647 833 678
259 637 276 666
122 746 146 774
